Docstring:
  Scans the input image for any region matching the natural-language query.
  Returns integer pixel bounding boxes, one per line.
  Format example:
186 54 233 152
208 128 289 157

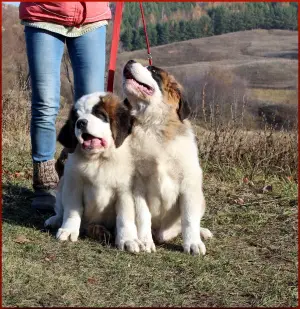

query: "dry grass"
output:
2 147 298 307
2 28 298 308
2 92 298 306
2 90 69 156
2 90 31 152
194 125 298 181
232 59 297 89
2 156 298 306
248 88 298 105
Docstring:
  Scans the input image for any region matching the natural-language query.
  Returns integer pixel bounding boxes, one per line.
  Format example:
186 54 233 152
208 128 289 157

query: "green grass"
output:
2 143 298 307
2 24 298 307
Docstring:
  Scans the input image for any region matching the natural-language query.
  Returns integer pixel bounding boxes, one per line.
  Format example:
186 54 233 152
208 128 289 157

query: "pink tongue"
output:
83 137 103 148
131 79 153 95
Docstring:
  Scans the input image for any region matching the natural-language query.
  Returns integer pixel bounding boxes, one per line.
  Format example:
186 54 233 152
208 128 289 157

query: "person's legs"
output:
66 25 107 101
25 26 65 211
56 26 107 179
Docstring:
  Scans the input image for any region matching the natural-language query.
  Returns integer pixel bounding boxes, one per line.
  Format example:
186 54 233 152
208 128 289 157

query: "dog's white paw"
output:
56 228 79 242
140 239 156 253
183 239 206 256
44 215 62 229
116 238 141 253
200 227 213 240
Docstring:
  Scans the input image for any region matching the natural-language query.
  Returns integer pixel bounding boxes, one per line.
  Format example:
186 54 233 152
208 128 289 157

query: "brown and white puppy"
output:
123 60 212 255
45 92 140 253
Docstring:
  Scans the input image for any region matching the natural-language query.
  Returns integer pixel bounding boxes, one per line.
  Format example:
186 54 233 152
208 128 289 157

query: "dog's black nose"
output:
123 60 136 77
76 119 88 130
127 60 136 66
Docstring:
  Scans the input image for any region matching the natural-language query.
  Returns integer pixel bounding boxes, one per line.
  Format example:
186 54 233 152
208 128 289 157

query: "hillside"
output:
115 29 298 90
114 29 298 130
2 4 298 308
2 4 298 124
2 4 298 90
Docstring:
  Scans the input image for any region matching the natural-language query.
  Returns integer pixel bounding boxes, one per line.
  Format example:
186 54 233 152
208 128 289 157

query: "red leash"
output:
107 2 124 92
139 2 153 66
107 2 153 92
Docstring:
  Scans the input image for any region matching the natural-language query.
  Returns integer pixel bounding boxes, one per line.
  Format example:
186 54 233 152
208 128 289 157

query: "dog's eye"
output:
147 66 156 74
97 112 109 122
92 104 109 122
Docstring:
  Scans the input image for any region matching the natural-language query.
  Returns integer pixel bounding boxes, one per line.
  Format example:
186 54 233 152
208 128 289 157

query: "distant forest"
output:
120 2 298 51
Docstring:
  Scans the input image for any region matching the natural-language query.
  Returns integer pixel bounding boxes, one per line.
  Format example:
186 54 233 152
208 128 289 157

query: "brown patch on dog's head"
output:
147 66 191 122
145 66 191 140
163 74 191 122
92 93 133 148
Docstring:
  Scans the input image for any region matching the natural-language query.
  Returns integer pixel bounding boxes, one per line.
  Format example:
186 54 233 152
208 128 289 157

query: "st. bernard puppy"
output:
123 60 212 255
45 92 141 253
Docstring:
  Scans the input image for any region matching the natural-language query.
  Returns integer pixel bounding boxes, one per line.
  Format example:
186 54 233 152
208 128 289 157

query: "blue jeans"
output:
25 26 106 162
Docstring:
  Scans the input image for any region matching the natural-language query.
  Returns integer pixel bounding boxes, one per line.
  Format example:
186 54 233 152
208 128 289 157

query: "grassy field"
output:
2 124 298 307
2 28 298 307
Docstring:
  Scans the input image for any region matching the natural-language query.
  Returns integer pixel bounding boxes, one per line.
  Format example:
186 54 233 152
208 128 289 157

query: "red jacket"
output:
19 2 111 27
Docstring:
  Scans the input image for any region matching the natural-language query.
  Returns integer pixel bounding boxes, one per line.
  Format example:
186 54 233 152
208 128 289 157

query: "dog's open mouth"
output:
81 133 107 150
124 69 154 96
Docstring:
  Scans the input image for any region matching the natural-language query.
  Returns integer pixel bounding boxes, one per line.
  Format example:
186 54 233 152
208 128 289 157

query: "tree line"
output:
120 2 298 51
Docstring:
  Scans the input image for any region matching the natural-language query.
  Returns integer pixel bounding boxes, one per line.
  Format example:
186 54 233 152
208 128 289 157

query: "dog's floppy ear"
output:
112 103 133 148
57 108 78 149
177 96 191 122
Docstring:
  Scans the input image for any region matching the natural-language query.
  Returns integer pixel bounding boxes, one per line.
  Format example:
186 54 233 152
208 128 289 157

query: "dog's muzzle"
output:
123 60 136 78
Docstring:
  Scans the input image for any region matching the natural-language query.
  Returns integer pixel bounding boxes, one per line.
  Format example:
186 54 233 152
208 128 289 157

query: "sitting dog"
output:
45 92 140 253
123 60 212 255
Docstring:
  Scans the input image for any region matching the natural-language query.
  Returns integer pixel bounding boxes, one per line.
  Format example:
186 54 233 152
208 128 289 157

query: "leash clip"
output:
147 53 153 65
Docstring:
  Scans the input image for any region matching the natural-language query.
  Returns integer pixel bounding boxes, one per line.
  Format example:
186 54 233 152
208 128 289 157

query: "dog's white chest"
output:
144 163 180 231
82 184 116 227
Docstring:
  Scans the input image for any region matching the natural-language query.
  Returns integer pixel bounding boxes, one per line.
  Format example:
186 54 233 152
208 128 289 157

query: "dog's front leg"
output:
56 176 83 242
135 195 156 253
134 179 156 252
115 191 141 253
180 180 206 255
